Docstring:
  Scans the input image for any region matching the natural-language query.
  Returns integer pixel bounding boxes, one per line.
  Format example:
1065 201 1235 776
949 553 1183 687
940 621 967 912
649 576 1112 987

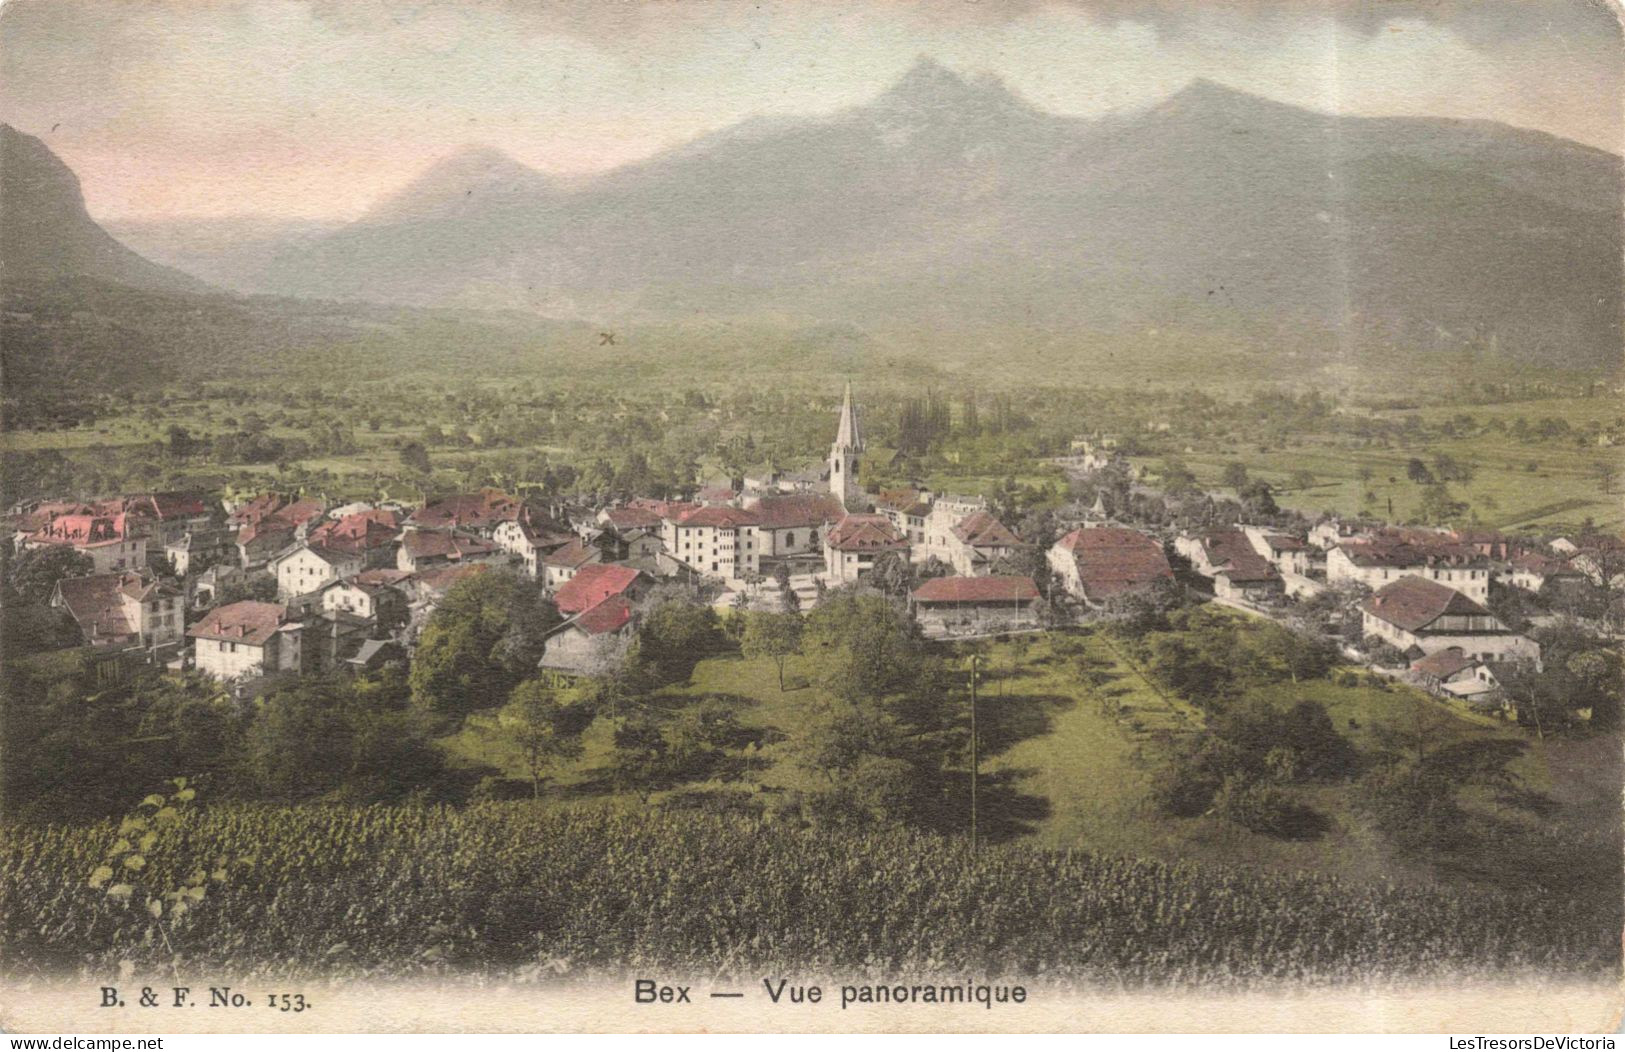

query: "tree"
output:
632 600 725 688
1221 462 1249 490
1159 458 1199 494
609 713 670 802
1288 469 1316 491
409 573 559 718
741 611 803 691
1417 483 1468 526
166 425 196 459
501 680 585 798
1246 622 1337 684
8 545 94 606
399 441 432 476
1238 479 1278 518
870 549 913 598
1405 458 1434 484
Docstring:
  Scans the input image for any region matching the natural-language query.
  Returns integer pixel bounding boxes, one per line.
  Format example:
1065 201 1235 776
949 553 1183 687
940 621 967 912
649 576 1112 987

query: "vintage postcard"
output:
0 0 1621 1037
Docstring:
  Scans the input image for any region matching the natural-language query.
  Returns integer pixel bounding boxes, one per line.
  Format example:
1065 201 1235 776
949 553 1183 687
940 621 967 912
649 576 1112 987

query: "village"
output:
6 381 1620 727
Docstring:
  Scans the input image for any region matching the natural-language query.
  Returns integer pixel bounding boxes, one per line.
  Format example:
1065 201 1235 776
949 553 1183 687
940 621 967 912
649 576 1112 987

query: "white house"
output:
542 537 602 590
914 494 989 566
823 513 909 585
662 505 761 584
188 600 304 681
1327 541 1490 602
317 570 410 628
937 510 1024 577
494 514 576 578
1242 527 1316 575
271 543 365 600
538 598 635 678
1360 576 1538 663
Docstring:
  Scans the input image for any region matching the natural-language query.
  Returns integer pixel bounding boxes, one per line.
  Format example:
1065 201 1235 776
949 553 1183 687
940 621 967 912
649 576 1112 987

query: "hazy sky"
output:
2 0 1620 221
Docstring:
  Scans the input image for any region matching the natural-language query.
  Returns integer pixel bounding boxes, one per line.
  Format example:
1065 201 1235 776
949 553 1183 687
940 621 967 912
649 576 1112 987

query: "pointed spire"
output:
834 380 863 452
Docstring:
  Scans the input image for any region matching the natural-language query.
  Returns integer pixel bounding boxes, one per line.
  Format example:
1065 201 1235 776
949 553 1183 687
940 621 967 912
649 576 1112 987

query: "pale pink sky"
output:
2 0 1620 221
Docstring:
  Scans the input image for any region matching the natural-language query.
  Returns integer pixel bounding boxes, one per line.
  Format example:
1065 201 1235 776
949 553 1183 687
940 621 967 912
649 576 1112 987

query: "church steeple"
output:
829 381 864 510
833 380 863 453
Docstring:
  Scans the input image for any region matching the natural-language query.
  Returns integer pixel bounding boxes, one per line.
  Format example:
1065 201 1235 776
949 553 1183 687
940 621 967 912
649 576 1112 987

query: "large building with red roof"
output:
1328 537 1490 602
1360 576 1537 664
662 504 761 583
24 513 146 573
1048 527 1173 606
743 492 845 559
909 575 1041 636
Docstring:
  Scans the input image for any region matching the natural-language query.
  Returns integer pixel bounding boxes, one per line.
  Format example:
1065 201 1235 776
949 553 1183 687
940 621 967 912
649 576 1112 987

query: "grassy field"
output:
1133 431 1619 531
437 625 1617 901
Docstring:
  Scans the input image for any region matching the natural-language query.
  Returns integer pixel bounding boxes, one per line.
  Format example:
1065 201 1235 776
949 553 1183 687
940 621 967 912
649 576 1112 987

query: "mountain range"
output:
1 124 207 295
6 59 1623 370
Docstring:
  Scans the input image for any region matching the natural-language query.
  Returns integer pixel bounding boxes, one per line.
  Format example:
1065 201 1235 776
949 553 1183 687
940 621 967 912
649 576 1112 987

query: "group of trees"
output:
1151 698 1355 839
1122 606 1339 712
0 654 448 823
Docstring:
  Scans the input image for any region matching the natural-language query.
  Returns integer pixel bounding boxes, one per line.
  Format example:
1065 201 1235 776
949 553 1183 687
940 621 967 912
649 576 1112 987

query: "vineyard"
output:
3 803 1617 985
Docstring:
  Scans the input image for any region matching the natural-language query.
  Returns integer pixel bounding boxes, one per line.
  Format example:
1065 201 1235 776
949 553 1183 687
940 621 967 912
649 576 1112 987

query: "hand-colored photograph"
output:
1 0 1620 1035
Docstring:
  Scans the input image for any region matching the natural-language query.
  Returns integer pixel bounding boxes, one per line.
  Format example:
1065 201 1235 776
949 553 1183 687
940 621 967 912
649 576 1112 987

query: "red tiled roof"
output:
554 563 643 615
280 499 327 528
825 514 908 552
409 489 521 530
237 518 296 551
401 529 497 560
128 492 212 521
603 506 664 531
675 506 759 529
11 501 96 533
873 488 925 511
228 493 289 526
751 493 845 529
54 572 178 642
1199 530 1279 583
912 575 1039 603
1339 539 1485 569
1056 527 1174 599
29 513 128 548
543 537 599 569
574 595 632 636
308 512 401 553
412 563 489 595
695 485 738 503
188 600 290 646
628 498 694 518
353 568 413 587
1411 646 1479 679
1361 576 1496 633
952 510 1023 549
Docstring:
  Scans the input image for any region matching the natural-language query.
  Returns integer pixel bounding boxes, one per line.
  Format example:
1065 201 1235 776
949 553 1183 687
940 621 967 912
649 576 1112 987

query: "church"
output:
820 382 913 584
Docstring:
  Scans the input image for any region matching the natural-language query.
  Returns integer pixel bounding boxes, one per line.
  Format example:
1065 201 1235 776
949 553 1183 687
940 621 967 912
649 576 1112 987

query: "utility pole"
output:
968 653 980 856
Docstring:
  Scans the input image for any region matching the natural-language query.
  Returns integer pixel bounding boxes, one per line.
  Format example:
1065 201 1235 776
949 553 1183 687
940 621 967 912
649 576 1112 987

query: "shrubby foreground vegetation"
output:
3 803 1615 985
